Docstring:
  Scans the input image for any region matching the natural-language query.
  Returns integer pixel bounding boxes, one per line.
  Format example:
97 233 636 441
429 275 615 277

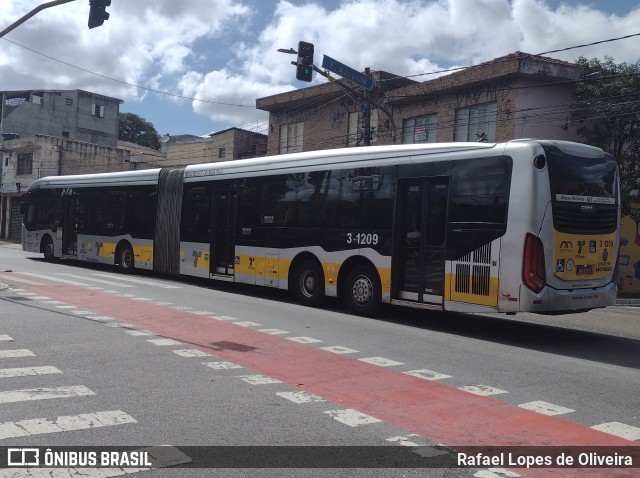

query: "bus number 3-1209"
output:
346 233 379 245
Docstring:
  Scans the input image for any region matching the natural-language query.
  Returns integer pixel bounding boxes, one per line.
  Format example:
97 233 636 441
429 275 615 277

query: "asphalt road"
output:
0 242 638 478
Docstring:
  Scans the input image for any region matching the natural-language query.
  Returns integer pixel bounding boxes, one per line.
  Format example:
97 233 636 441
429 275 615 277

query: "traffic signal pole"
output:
0 0 76 39
312 64 397 143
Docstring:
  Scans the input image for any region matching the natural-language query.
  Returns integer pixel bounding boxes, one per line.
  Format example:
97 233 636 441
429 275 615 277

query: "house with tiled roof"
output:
256 51 583 155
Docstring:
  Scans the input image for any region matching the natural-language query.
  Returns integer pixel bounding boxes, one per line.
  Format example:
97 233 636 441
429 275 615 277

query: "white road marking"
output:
30 296 51 300
0 350 35 358
320 346 359 354
107 323 138 329
146 338 183 346
233 321 262 327
239 374 282 385
358 357 404 367
215 316 240 321
0 385 95 404
90 316 117 322
40 300 63 304
287 336 323 344
55 305 77 309
203 361 243 370
0 274 46 285
0 366 62 379
125 330 155 336
386 434 422 446
173 349 211 358
14 292 37 296
276 391 326 404
190 310 217 315
474 468 522 477
56 273 136 288
518 401 575 416
404 369 452 381
591 422 640 441
0 410 135 439
19 272 90 286
324 409 382 427
259 329 290 335
0 335 14 342
459 385 509 396
91 273 182 289
71 310 95 315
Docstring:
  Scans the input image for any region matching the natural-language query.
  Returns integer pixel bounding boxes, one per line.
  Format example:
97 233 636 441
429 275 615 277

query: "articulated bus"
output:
21 139 620 316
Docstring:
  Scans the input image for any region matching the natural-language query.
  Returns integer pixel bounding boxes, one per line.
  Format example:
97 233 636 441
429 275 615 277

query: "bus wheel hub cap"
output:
352 277 372 304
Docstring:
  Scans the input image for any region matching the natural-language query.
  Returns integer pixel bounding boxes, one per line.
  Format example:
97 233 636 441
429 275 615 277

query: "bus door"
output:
395 178 449 305
210 189 237 276
61 189 78 257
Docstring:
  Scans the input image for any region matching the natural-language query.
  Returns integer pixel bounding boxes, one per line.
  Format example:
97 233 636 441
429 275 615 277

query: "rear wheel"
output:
343 264 382 316
116 243 134 273
42 236 55 261
292 260 325 307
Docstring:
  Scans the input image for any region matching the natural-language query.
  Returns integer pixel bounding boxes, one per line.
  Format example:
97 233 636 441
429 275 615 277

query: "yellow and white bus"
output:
21 139 620 316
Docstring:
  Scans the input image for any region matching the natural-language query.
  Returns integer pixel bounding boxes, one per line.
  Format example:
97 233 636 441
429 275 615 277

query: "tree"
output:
566 56 640 221
118 112 161 150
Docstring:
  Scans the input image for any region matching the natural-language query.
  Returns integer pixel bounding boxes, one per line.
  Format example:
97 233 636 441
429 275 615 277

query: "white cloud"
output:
1 0 639 134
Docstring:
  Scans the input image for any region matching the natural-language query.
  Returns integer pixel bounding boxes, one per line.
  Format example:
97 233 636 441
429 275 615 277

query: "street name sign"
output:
321 55 374 90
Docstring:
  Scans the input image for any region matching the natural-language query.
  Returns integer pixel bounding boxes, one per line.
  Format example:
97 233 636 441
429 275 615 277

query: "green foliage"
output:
568 56 640 220
118 112 161 150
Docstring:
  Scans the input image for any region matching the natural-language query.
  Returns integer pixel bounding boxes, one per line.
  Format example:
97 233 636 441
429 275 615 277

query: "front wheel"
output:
116 243 134 274
292 260 325 307
343 264 382 316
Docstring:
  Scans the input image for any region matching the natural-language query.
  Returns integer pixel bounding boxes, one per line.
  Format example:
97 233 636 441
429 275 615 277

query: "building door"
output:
395 177 449 304
61 190 78 256
210 189 237 276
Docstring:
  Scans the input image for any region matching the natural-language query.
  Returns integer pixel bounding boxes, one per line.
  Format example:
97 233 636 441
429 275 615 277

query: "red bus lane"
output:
27 284 640 477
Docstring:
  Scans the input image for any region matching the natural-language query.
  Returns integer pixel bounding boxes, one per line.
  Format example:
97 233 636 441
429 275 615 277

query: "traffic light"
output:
296 41 314 82
88 0 111 29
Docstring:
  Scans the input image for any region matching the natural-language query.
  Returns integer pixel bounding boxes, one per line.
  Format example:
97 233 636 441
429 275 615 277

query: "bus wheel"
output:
343 264 381 316
42 236 55 261
293 260 325 307
117 243 134 274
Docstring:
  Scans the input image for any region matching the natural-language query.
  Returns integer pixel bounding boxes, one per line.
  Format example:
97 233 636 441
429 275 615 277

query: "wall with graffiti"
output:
618 215 640 294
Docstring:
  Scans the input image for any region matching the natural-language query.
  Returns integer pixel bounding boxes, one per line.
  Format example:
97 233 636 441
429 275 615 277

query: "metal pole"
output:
0 0 76 39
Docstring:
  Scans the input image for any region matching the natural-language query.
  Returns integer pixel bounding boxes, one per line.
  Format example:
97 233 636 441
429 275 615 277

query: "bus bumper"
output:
519 282 617 313
22 230 40 254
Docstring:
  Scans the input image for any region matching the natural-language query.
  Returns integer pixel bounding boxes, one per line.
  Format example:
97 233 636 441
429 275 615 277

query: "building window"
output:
91 103 105 118
348 110 379 147
402 114 437 144
455 103 497 142
218 147 226 159
17 153 33 175
65 97 73 106
280 123 303 154
62 131 70 138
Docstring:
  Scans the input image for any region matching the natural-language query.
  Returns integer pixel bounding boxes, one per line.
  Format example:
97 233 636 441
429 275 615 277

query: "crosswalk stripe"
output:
19 272 90 287
0 366 62 378
0 350 35 358
0 335 14 342
91 273 181 289
0 385 95 404
56 273 135 288
0 274 46 286
0 410 136 439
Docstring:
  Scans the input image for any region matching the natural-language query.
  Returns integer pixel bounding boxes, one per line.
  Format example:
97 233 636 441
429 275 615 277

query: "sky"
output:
1 0 639 139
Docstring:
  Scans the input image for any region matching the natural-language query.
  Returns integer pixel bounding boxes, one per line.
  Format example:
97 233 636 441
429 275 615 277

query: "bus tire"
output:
116 243 134 274
343 264 381 316
42 236 55 261
292 259 325 307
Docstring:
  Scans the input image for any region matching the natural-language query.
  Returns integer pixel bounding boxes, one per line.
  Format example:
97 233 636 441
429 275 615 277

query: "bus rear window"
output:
546 147 617 204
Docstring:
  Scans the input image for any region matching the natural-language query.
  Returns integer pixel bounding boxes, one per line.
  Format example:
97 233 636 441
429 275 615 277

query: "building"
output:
157 128 267 167
0 134 131 240
256 52 581 155
0 89 122 148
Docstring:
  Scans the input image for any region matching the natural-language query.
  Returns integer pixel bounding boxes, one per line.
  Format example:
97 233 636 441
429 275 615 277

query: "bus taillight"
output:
523 233 546 293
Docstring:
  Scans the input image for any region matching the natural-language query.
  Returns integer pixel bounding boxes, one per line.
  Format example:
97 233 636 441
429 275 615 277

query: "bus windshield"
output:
546 147 617 204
